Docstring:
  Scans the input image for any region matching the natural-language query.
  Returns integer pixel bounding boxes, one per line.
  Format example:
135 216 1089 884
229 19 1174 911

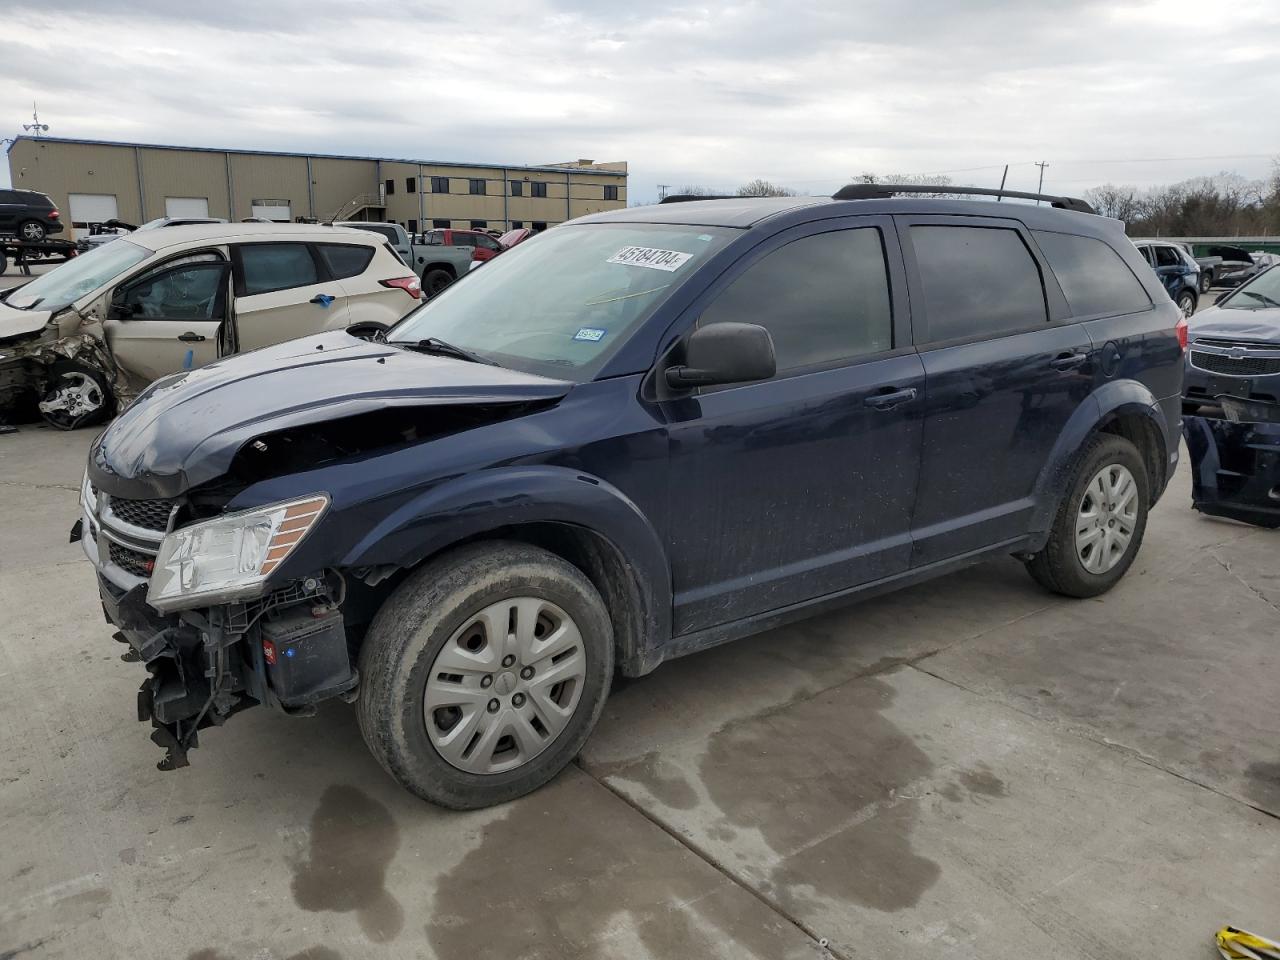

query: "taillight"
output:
1175 316 1188 352
48 209 60 219
380 276 422 300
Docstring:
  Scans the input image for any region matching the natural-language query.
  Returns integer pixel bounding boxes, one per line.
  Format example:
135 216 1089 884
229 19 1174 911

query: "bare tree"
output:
851 172 956 198
1083 184 1143 222
736 179 796 197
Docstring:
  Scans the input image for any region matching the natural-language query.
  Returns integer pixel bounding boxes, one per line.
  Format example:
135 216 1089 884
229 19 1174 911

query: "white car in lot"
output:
0 223 422 427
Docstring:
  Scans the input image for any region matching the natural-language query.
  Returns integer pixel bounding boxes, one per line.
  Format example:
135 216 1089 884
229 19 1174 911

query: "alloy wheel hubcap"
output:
1075 463 1139 574
424 596 586 774
37 372 103 421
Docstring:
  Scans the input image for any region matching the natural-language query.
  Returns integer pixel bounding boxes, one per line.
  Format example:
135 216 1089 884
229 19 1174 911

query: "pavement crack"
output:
0 479 80 493
906 661 1280 824
578 758 852 960
1209 548 1280 619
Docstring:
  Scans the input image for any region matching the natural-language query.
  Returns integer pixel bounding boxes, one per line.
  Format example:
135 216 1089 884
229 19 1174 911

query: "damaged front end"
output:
1 322 134 425
1184 396 1280 529
75 476 357 770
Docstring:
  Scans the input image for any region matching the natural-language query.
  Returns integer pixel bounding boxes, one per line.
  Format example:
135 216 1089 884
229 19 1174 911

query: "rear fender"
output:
341 465 672 672
1028 379 1169 543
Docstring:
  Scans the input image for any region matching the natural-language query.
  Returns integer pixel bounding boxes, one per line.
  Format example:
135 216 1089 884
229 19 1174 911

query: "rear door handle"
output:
310 294 336 307
177 332 206 342
864 387 918 411
1051 352 1088 371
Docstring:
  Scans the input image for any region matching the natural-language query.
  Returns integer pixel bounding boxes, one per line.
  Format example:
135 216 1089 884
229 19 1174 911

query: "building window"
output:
469 179 486 195
532 221 547 231
470 220 488 229
604 185 619 201
406 177 417 193
431 177 449 193
511 220 524 229
510 180 523 197
432 218 450 228
384 179 395 196
531 182 548 198
407 219 418 234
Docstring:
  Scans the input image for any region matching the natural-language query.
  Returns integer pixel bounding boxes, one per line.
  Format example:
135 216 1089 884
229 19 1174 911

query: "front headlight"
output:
147 494 328 612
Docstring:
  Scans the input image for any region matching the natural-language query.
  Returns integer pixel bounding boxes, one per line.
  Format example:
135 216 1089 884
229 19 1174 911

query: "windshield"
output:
5 240 151 311
1221 265 1280 310
389 223 733 380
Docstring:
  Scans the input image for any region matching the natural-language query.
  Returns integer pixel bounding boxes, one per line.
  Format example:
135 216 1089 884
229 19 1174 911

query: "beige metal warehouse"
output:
4 136 628 234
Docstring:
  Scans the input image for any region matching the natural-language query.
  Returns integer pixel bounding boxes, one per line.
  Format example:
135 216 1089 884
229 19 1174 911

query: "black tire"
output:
1024 434 1149 599
37 361 114 430
1199 272 1212 295
0 252 8 276
357 541 614 809
421 268 454 298
1176 289 1197 317
18 220 46 242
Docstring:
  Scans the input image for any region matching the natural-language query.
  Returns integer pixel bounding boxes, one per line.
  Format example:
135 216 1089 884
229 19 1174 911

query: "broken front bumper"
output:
1183 397 1280 528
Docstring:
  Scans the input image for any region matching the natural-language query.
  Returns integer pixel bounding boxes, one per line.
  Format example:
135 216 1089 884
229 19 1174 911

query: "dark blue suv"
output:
76 185 1184 808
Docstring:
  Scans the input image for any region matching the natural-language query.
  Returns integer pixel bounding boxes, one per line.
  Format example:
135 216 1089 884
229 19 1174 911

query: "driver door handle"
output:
177 332 206 342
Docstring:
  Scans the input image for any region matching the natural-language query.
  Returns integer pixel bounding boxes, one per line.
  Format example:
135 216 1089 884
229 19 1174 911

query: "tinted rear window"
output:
910 225 1047 342
1033 231 1151 317
317 243 375 279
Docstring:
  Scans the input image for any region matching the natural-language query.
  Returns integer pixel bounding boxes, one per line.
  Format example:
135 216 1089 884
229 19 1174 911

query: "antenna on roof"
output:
22 103 49 137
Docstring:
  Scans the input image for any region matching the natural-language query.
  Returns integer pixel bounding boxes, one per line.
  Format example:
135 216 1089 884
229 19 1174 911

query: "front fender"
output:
1028 379 1170 540
341 464 672 670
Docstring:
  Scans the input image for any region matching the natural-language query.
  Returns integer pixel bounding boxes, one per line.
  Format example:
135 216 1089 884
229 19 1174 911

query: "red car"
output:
498 227 534 250
420 228 503 262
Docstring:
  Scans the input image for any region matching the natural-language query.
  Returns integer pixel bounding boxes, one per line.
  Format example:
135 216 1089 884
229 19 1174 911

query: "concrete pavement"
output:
1 402 1277 959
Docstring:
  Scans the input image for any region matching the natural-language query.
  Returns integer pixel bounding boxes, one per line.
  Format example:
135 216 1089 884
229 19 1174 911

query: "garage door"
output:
165 196 209 218
251 201 291 222
68 193 119 226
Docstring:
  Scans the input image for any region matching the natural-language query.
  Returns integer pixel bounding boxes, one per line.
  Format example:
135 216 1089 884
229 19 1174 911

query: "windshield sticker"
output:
697 234 714 242
574 327 607 342
607 246 693 272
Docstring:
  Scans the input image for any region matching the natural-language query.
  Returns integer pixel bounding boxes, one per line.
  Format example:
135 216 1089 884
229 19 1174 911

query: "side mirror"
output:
666 322 776 390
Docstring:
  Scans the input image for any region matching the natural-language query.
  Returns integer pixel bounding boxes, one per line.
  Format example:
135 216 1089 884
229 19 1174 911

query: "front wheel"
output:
358 541 614 809
1176 290 1197 318
37 362 114 430
1025 434 1149 598
1199 272 1212 294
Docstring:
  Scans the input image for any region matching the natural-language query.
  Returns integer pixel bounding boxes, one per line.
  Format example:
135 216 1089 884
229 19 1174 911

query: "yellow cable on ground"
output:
1218 927 1280 960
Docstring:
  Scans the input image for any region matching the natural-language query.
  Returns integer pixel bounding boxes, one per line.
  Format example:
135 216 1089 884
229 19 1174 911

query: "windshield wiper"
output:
1239 290 1280 308
396 337 498 366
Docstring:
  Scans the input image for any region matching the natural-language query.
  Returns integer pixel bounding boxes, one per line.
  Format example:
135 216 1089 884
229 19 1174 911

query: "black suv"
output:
77 184 1184 808
0 188 64 241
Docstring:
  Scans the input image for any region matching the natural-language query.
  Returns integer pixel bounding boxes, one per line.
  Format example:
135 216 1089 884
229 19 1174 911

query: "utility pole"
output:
1034 161 1049 203
657 184 671 200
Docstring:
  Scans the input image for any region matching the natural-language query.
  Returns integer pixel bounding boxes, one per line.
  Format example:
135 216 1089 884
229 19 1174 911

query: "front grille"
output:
108 496 175 532
108 542 154 579
1190 350 1280 377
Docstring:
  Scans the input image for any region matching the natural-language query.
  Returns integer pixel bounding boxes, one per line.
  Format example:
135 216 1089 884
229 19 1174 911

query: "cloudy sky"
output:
1 0 1277 202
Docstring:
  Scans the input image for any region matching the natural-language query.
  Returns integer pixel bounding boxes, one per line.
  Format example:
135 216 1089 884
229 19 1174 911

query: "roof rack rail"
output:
659 194 736 204
831 183 1096 215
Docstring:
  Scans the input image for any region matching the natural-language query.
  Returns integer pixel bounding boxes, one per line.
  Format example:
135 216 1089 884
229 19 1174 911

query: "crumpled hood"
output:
89 331 573 498
0 297 54 341
1189 306 1280 346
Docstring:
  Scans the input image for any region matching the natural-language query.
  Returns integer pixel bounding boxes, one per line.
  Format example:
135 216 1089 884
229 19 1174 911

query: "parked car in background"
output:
336 221 474 297
1213 246 1267 288
498 227 534 250
77 185 1183 807
1133 239 1199 317
0 223 420 428
0 188 64 242
1183 263 1280 412
1171 242 1222 294
77 216 230 253
421 227 504 262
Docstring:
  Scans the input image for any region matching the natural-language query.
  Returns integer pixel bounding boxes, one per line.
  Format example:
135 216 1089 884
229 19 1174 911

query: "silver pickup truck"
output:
334 221 472 297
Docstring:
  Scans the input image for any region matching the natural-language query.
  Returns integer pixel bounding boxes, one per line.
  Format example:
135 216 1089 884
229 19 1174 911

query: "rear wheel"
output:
1176 290 1197 318
18 220 46 242
358 541 613 809
422 268 454 298
1199 271 1212 294
37 362 114 430
1025 434 1149 598
345 321 388 342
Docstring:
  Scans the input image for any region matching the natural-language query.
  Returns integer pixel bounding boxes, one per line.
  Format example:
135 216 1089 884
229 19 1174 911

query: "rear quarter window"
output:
910 225 1047 342
317 243 375 279
238 243 319 295
1032 231 1151 317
